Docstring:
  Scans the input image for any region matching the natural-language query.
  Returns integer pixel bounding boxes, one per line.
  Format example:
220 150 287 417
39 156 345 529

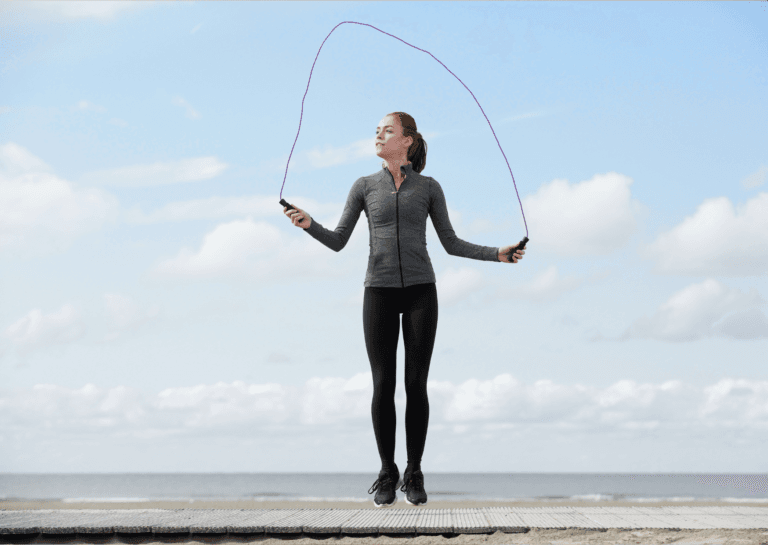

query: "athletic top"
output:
304 161 500 288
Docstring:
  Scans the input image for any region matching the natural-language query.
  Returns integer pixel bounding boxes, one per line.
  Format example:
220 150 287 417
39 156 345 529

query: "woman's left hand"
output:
498 243 525 264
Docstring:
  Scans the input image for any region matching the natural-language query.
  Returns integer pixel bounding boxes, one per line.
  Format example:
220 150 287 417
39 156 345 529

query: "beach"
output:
0 529 767 545
3 500 768 545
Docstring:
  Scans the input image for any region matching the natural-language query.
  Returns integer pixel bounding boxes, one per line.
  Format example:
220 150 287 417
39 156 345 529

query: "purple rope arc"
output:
280 20 529 238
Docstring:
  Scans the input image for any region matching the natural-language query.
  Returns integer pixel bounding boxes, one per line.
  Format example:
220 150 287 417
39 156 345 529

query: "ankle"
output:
406 460 421 472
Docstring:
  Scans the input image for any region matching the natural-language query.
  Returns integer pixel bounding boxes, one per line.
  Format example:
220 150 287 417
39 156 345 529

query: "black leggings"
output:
363 282 438 471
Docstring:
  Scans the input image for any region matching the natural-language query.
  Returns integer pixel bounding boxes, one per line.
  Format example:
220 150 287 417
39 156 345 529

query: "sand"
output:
2 528 768 545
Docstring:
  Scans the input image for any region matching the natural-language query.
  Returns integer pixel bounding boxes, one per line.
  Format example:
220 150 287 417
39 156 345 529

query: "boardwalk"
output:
2 506 768 537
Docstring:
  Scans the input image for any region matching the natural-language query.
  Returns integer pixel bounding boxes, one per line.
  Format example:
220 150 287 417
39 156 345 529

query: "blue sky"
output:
1 1 767 474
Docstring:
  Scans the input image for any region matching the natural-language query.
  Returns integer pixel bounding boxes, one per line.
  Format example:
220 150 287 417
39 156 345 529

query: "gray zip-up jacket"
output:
304 161 500 288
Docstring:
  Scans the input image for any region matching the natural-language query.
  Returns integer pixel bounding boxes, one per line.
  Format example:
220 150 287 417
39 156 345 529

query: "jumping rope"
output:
279 21 529 260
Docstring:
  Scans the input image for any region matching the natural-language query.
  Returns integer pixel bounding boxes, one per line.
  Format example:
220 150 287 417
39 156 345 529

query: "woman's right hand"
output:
283 205 312 229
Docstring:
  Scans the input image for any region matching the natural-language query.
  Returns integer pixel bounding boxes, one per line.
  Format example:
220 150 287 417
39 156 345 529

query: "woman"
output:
283 112 525 508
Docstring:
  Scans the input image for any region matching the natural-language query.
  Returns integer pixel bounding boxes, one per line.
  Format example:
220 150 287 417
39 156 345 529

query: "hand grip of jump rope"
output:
507 236 529 261
279 198 305 224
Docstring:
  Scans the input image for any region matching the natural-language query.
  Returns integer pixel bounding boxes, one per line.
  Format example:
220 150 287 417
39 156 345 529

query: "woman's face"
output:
375 115 413 162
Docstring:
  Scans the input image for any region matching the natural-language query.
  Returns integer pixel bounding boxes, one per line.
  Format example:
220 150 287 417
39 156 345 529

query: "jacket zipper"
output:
392 173 406 288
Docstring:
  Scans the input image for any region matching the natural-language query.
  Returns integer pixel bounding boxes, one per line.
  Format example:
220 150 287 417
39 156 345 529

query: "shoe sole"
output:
374 495 397 508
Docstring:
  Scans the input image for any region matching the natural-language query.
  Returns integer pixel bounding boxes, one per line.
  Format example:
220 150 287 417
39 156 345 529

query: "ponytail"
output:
388 112 428 173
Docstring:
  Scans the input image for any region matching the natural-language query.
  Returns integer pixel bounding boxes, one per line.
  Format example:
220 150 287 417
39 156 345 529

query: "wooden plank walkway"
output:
1 506 768 537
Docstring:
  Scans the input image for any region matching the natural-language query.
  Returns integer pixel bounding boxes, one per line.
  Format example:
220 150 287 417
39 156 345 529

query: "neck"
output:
383 158 410 179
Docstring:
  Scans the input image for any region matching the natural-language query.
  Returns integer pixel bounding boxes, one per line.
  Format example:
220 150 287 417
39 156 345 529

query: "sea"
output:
1 473 767 504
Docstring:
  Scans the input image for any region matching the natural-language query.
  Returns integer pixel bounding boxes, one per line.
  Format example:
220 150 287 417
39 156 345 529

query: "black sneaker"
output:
368 465 401 508
400 467 427 506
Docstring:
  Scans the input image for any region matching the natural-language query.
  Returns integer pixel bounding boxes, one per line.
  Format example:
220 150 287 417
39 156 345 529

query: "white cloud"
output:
0 143 118 256
122 194 345 224
0 141 52 176
172 96 201 120
488 264 607 304
4 374 768 471
612 278 768 342
2 375 767 440
523 172 645 257
124 196 271 224
75 100 106 113
150 214 366 284
80 156 228 187
741 165 767 190
191 23 202 34
0 294 161 355
102 293 160 342
305 137 378 169
0 1 150 23
641 192 768 277
3 304 86 356
436 266 486 307
701 378 768 420
152 217 284 279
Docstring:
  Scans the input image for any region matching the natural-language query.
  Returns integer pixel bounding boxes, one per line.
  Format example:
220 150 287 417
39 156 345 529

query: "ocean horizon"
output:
2 473 767 504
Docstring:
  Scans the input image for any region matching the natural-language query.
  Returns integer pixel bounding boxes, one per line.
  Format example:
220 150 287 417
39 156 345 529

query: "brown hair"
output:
387 112 427 173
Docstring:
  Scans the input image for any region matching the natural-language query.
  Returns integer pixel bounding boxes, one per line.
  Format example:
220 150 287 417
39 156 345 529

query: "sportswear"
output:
364 282 437 475
304 161 499 288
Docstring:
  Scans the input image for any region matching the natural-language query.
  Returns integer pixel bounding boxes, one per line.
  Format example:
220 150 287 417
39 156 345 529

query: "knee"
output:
372 380 396 399
404 379 428 398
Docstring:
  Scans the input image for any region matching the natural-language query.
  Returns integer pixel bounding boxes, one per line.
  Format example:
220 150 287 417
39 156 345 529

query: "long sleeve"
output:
429 180 499 262
304 177 365 252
